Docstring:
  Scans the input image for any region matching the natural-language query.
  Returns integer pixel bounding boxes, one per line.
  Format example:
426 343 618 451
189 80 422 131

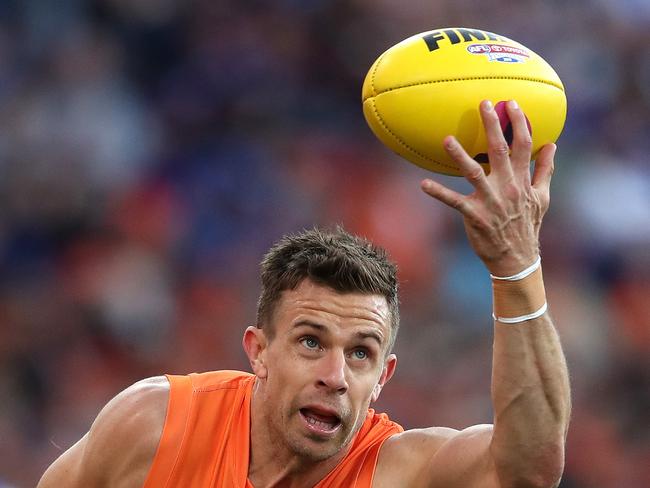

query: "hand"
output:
421 100 556 276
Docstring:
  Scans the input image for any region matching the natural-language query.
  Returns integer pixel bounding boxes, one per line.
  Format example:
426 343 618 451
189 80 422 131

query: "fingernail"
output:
509 99 519 110
483 100 493 111
444 136 457 148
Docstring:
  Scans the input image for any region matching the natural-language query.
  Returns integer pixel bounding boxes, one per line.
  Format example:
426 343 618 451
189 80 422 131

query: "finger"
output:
479 100 513 177
421 178 469 214
532 143 556 191
443 136 493 196
506 100 533 183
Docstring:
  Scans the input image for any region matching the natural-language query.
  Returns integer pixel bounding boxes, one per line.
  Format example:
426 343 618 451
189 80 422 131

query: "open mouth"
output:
299 408 342 436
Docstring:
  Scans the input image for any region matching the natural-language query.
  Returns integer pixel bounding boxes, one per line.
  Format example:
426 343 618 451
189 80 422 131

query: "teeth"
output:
305 414 336 430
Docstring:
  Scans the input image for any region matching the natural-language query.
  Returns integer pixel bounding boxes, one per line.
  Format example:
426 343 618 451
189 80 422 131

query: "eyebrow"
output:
293 321 326 332
354 330 384 347
293 321 384 346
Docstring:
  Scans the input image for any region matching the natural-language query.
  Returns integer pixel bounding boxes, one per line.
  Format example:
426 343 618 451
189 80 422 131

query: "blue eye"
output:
352 349 368 360
301 337 320 350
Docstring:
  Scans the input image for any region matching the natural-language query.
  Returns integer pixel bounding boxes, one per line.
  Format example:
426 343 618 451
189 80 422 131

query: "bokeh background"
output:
0 1 648 486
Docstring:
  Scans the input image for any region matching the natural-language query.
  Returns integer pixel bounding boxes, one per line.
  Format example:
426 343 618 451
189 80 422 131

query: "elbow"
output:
512 467 564 488
497 440 566 488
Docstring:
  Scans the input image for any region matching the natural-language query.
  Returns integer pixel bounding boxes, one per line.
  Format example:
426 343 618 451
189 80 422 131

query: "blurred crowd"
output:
0 1 648 486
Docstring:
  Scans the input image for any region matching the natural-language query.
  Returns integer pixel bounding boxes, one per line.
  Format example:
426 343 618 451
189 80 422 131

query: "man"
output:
38 100 570 487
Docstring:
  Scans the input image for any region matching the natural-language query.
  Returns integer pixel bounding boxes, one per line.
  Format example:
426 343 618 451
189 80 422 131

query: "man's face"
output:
248 279 396 462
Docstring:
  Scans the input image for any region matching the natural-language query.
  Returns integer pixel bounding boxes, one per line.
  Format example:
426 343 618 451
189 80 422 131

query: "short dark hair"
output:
256 226 400 352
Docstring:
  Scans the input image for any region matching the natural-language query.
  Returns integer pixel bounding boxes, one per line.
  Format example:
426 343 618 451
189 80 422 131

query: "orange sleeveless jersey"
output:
143 370 403 487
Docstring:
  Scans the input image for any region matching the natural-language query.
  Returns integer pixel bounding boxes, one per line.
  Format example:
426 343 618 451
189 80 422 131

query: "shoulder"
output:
374 425 460 485
86 376 170 486
38 376 170 488
374 424 498 488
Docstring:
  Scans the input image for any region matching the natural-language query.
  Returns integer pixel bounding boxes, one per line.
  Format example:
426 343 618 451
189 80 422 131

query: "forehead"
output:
272 279 391 339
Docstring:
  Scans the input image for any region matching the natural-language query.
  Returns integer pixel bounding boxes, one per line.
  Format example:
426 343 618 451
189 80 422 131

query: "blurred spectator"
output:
0 1 647 487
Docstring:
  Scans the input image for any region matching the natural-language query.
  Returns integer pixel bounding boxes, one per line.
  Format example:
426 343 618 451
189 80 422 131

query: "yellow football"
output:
362 28 567 176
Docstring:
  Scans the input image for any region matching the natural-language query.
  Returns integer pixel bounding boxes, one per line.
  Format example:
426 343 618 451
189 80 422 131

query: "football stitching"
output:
368 97 458 171
363 76 564 102
370 51 388 97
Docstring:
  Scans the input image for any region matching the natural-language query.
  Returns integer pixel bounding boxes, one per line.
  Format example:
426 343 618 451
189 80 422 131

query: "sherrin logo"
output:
467 43 530 63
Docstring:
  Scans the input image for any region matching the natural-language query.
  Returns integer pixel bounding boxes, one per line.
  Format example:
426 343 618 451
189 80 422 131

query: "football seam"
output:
369 51 388 98
368 97 458 171
363 76 564 102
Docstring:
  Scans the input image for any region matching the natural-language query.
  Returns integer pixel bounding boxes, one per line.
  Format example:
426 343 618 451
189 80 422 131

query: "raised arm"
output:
416 100 570 488
38 376 168 488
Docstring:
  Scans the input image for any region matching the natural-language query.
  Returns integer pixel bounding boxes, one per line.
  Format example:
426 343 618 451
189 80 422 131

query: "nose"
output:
316 349 349 394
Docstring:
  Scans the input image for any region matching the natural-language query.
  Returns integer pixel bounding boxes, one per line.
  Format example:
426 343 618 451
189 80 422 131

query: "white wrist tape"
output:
492 302 548 324
491 257 547 324
490 256 541 281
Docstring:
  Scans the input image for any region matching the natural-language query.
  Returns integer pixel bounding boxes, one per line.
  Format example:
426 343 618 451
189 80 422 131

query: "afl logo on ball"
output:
467 44 530 63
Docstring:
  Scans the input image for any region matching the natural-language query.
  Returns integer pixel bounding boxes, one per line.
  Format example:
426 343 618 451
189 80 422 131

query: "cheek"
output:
263 373 293 425
348 374 380 407
265 350 308 401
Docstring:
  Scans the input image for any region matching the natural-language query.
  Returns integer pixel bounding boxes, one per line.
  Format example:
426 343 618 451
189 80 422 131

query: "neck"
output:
248 382 350 488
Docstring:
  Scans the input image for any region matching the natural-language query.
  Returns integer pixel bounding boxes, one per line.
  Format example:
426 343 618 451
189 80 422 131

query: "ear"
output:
243 326 269 379
371 354 397 403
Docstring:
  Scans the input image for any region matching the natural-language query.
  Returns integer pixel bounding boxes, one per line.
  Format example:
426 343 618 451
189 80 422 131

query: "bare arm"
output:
38 376 169 488
489 312 569 486
417 100 570 488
